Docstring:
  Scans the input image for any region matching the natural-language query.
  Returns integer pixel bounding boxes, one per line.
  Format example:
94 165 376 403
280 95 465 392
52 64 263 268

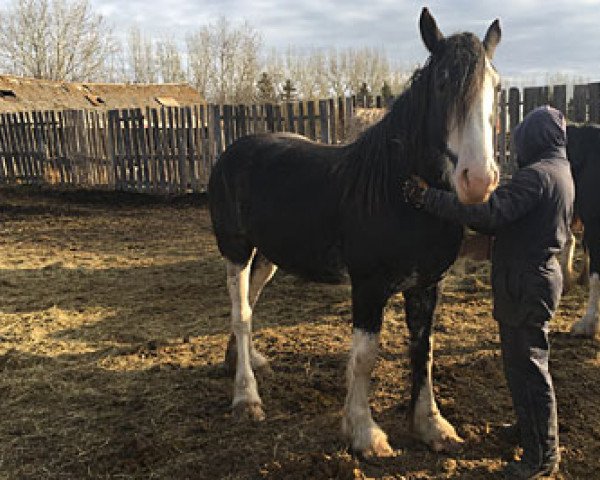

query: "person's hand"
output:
402 176 429 208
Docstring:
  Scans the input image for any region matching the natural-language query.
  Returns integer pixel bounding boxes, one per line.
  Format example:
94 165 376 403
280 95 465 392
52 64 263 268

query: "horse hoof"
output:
411 413 464 452
343 420 394 458
430 433 464 453
362 437 395 458
232 401 266 422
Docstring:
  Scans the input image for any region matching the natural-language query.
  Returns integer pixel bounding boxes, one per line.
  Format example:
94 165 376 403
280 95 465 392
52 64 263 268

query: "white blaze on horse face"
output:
448 57 500 204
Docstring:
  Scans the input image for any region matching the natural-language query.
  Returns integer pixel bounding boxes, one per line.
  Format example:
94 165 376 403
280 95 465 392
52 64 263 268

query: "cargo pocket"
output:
519 269 561 327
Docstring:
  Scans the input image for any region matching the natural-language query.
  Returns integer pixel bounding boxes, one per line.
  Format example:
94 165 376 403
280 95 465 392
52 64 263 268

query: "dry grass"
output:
0 187 597 479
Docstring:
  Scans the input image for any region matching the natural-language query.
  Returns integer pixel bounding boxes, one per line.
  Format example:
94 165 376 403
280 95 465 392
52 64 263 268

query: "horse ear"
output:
419 7 444 54
483 19 501 59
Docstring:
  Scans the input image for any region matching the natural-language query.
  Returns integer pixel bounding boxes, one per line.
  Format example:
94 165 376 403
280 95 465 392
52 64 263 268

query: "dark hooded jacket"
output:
422 106 575 326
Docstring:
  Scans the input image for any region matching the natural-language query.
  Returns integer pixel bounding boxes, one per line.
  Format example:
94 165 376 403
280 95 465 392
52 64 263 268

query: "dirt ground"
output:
0 187 598 480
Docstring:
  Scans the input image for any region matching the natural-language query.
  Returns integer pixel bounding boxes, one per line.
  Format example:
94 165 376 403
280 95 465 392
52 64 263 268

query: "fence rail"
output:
0 82 599 193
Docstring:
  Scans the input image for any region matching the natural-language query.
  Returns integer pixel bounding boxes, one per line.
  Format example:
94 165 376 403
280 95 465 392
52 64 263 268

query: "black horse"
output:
560 124 600 337
208 8 501 456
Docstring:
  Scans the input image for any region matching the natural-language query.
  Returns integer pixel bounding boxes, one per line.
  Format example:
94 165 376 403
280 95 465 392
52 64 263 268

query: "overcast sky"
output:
8 0 600 84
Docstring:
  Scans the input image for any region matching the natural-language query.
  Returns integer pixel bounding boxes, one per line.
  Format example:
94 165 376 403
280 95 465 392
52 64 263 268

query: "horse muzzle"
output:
455 166 499 204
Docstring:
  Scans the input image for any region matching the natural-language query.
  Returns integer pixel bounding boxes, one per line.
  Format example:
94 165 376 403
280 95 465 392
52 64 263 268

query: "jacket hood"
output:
513 105 567 168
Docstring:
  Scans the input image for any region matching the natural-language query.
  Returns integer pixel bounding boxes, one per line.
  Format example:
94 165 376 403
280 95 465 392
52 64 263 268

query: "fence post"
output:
297 102 305 136
523 87 538 116
587 82 600 123
572 84 588 122
328 98 337 144
319 100 330 144
0 114 12 183
106 110 117 190
307 101 317 140
286 102 296 133
212 104 223 159
508 87 520 174
185 106 195 191
551 85 567 115
265 103 275 132
198 105 209 190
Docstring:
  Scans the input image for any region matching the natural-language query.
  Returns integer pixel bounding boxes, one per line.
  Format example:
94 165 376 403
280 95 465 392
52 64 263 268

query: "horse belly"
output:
249 210 347 284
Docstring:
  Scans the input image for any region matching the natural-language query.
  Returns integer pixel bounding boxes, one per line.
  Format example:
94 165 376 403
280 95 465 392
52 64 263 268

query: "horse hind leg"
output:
226 251 265 421
404 283 464 452
559 229 576 293
578 243 590 287
225 252 278 374
571 223 600 338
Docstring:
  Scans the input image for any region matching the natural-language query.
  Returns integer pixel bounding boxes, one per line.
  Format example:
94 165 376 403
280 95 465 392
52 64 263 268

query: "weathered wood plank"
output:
265 103 275 132
572 84 588 122
307 101 317 140
0 114 13 182
212 104 223 157
551 85 567 115
319 100 330 144
329 98 337 144
286 102 296 134
588 82 600 123
508 87 520 172
297 102 305 136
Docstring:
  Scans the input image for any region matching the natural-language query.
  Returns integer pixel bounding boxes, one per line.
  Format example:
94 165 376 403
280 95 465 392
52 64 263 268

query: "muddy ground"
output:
0 187 598 480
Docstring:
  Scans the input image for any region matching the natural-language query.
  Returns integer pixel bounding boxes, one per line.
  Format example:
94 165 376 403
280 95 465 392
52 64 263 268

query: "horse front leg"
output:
226 255 265 421
342 278 394 457
404 283 464 452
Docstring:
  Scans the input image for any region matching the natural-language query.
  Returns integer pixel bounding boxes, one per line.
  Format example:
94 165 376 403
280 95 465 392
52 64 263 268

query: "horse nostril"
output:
461 168 470 188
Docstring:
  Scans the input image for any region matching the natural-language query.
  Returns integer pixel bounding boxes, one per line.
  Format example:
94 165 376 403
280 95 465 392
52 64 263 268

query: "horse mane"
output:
338 32 487 214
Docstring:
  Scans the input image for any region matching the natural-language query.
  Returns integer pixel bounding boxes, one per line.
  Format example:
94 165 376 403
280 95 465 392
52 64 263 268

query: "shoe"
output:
502 459 559 479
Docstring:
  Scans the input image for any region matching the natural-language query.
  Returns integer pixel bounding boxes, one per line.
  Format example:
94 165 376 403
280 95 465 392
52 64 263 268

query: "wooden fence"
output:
496 82 600 175
0 97 357 193
0 82 599 193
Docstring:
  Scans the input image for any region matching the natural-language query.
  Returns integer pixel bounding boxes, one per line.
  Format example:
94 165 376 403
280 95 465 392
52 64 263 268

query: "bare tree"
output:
344 47 391 96
127 26 157 84
187 17 261 103
264 46 403 101
0 0 116 81
156 37 185 83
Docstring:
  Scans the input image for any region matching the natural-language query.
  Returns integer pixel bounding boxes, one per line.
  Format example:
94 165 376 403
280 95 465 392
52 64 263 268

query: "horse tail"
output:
208 149 254 265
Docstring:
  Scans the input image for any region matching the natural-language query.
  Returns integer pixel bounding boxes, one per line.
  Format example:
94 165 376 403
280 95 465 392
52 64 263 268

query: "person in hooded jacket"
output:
403 105 574 479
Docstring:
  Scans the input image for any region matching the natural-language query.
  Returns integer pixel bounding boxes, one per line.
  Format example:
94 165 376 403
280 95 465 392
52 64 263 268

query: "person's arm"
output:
422 168 545 234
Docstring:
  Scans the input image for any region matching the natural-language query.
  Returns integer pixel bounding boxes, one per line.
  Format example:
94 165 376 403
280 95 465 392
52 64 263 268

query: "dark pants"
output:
499 321 559 467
